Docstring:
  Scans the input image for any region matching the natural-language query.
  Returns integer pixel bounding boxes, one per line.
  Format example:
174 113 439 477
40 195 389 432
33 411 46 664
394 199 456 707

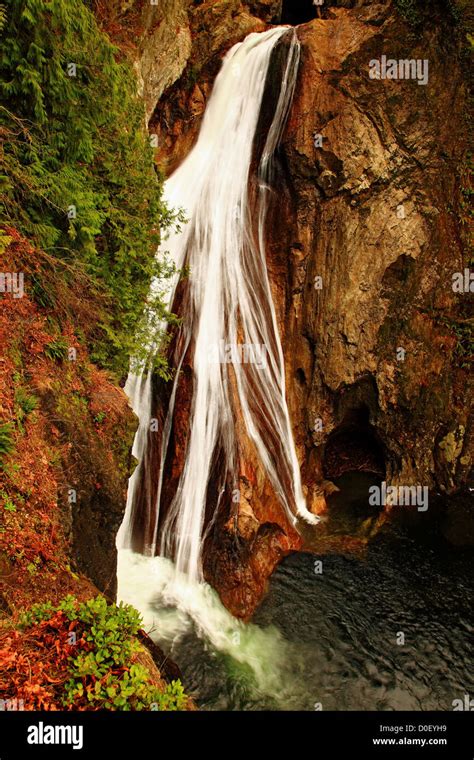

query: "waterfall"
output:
117 26 319 586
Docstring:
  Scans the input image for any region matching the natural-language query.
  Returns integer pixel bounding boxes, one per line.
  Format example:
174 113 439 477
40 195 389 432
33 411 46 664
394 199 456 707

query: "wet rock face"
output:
145 1 271 174
70 381 137 598
131 1 471 617
277 5 471 500
134 1 281 123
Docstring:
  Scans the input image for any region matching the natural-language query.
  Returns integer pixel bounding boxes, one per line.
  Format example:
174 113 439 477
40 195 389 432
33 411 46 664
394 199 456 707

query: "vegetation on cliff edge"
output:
1 595 187 710
0 1 188 711
1 0 182 377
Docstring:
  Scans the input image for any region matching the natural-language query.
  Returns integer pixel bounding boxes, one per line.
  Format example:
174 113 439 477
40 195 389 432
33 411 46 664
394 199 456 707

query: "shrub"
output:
19 595 188 711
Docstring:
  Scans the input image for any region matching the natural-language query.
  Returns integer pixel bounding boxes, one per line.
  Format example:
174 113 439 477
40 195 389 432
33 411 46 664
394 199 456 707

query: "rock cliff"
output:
117 0 472 617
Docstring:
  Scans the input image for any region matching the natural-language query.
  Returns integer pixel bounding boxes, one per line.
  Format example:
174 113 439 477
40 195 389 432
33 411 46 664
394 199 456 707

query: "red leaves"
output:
0 612 84 710
0 645 18 668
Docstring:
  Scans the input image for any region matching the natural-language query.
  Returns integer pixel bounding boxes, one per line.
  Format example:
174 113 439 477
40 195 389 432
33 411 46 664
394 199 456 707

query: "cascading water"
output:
117 26 319 702
118 25 318 576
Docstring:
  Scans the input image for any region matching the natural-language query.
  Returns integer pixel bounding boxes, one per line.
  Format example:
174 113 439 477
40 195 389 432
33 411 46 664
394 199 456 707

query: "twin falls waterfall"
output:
117 27 318 684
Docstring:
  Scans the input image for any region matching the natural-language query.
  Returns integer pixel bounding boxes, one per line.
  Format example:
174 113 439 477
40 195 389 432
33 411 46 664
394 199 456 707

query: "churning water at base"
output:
118 529 473 711
117 549 296 707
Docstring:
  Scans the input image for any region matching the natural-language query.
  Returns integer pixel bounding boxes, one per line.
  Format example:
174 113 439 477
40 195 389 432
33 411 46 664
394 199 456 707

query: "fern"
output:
0 422 15 463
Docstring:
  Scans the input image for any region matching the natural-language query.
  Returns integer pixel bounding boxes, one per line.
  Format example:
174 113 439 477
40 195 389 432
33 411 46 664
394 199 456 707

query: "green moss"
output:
183 63 201 90
394 0 422 26
394 0 463 27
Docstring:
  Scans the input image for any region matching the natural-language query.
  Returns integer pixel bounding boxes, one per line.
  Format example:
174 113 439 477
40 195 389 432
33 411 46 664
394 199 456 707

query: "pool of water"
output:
118 467 473 714
159 528 473 710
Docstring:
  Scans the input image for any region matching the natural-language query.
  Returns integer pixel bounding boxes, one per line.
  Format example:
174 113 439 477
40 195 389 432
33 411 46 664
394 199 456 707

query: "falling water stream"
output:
117 27 473 710
118 25 317 566
117 25 317 698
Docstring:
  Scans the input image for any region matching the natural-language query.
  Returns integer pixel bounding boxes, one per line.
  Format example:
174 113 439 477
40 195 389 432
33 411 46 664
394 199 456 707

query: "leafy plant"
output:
19 595 188 711
1 490 17 511
14 385 38 417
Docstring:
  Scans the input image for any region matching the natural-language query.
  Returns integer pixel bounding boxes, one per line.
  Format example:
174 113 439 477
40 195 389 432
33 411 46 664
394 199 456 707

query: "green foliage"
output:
1 490 17 511
150 679 186 711
27 557 41 575
0 422 15 462
20 595 188 711
44 336 68 361
0 230 13 253
13 375 38 434
20 599 56 626
14 384 38 417
1 0 184 376
30 273 56 309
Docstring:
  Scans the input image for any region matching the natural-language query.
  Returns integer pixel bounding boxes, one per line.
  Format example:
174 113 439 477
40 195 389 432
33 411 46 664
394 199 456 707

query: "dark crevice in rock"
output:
281 0 318 25
323 404 386 479
296 368 307 386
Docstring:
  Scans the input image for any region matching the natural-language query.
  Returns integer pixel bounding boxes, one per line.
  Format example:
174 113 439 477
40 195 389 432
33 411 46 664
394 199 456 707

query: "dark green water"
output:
168 527 473 711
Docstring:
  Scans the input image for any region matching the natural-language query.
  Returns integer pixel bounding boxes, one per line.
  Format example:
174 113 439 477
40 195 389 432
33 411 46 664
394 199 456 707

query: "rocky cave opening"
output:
322 405 386 530
281 0 318 26
323 405 385 480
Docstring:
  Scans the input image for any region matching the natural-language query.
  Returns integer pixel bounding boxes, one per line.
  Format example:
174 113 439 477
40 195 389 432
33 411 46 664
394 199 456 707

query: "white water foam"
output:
118 549 301 704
